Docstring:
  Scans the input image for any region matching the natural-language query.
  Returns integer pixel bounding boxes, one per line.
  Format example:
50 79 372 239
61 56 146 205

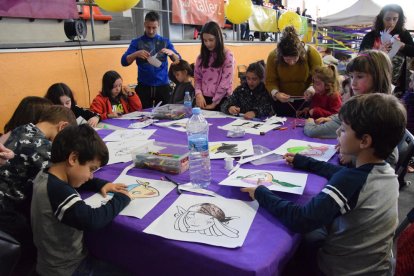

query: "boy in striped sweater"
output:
242 94 406 275
31 125 131 276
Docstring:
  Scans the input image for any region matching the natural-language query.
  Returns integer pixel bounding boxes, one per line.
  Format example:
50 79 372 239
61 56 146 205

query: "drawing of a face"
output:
287 145 329 156
237 172 300 188
237 172 274 186
184 212 215 231
174 203 239 238
128 181 159 199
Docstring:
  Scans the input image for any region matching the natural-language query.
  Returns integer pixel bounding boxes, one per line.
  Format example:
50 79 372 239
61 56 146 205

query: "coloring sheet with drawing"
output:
144 194 258 248
209 139 254 159
84 174 175 219
154 118 189 132
273 139 336 162
114 111 153 120
201 110 233 119
106 139 154 164
102 129 156 142
219 168 308 195
218 119 275 135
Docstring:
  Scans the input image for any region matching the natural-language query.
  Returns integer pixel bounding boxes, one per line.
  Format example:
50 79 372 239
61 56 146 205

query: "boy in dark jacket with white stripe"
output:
31 125 131 276
242 94 407 275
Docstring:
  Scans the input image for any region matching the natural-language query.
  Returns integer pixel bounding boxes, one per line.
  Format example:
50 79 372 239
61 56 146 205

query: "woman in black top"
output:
360 4 414 95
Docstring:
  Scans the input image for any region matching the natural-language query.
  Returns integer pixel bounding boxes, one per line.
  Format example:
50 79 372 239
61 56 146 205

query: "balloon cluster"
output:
225 0 253 24
94 0 140 12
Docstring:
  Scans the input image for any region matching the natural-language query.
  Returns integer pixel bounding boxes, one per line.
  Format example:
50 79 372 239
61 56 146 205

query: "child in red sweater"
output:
298 65 342 119
90 70 142 119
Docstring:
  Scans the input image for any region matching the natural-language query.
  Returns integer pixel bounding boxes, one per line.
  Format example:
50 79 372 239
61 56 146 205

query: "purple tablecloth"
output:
84 117 338 276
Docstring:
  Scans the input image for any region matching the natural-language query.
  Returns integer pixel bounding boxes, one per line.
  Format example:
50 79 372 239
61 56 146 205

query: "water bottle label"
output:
188 137 208 151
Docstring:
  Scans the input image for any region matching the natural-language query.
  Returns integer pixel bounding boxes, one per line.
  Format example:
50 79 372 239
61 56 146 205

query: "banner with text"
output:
172 0 224 26
249 5 278 32
0 0 78 20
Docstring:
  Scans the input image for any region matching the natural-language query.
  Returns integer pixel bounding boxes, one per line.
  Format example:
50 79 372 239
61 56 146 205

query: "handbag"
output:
391 54 406 86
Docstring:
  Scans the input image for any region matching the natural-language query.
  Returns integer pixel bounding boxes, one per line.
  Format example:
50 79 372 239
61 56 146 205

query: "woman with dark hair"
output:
265 26 322 117
194 21 234 111
45 83 100 127
90 70 142 120
360 4 414 95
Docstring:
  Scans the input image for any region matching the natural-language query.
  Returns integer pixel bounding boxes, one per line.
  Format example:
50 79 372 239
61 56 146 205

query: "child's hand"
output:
122 86 135 97
108 112 121 118
87 116 99 128
296 108 309 117
0 144 14 165
304 89 315 101
309 109 314 117
244 111 256 120
315 117 332 124
195 94 206 109
306 118 315 124
204 103 217 110
283 153 295 166
240 187 257 200
228 106 240 115
100 183 129 197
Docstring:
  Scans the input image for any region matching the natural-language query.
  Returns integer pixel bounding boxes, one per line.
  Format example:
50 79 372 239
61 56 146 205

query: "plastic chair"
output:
396 129 414 188
79 6 112 22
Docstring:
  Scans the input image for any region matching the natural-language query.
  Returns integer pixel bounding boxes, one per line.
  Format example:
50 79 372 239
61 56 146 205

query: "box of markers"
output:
152 104 187 120
133 141 189 174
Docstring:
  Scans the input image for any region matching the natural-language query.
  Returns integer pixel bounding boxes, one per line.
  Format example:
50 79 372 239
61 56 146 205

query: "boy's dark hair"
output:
200 21 225 68
51 124 109 166
339 94 406 159
145 11 159 22
246 61 265 80
168 60 194 84
45 83 76 106
4 96 53 133
38 105 77 126
101 70 123 99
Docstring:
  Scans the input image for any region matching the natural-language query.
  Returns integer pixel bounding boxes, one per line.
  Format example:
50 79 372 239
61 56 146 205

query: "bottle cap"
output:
192 107 201 114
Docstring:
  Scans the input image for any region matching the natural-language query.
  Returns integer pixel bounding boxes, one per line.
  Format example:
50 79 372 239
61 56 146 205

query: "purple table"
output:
84 117 338 276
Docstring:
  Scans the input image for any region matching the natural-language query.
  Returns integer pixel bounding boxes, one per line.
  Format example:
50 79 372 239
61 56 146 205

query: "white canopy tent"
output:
317 0 381 27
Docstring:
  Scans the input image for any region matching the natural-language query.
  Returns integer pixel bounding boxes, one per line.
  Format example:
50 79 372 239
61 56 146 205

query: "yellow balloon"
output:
278 11 302 33
302 28 313 43
95 0 140 12
225 0 253 24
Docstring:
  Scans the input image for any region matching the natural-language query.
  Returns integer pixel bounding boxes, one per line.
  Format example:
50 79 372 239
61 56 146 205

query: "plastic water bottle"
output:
183 91 192 117
186 107 211 188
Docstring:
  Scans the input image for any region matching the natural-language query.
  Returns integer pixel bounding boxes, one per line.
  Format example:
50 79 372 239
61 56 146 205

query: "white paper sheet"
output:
144 194 258 248
103 129 156 142
154 118 189 132
219 168 308 195
218 119 275 135
209 139 254 159
114 111 153 120
84 175 175 219
273 139 336 162
106 139 154 164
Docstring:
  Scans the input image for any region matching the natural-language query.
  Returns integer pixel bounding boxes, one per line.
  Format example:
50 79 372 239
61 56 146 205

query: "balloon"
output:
278 11 302 33
225 0 253 25
94 0 140 12
302 27 313 43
